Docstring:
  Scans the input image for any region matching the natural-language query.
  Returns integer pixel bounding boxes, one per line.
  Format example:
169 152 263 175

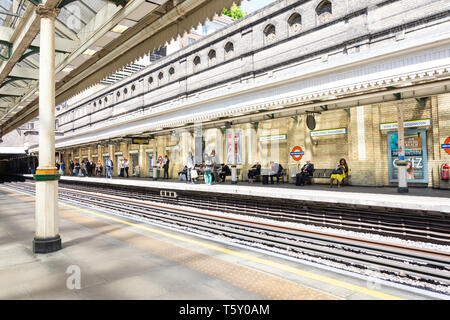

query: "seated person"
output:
219 163 231 182
248 161 261 183
178 166 188 181
269 161 283 184
296 160 314 186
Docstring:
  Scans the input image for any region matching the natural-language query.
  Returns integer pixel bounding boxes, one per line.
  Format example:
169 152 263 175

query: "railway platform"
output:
0 183 437 300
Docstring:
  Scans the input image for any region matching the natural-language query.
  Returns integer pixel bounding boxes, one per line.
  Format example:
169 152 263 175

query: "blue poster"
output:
387 129 428 183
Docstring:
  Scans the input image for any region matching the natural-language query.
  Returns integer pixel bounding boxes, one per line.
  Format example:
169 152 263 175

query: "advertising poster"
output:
387 129 428 183
226 130 242 164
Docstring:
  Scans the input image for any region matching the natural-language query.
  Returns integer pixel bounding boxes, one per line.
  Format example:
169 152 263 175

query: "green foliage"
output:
222 3 247 20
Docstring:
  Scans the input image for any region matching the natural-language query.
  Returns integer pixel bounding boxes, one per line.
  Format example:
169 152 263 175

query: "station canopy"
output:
0 0 241 137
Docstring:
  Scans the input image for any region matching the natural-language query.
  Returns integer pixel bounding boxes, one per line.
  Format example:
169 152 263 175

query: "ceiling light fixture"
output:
111 24 129 34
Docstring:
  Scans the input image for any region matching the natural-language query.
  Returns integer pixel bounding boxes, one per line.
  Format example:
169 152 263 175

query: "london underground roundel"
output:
290 146 304 161
443 137 450 155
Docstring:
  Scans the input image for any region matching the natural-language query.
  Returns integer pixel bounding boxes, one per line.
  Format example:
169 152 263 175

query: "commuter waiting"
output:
269 161 283 184
248 161 261 183
105 157 113 179
96 160 103 176
296 160 314 186
330 158 349 188
74 160 80 176
219 163 231 182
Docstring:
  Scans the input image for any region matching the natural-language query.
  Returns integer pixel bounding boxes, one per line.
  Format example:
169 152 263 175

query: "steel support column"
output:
33 5 62 253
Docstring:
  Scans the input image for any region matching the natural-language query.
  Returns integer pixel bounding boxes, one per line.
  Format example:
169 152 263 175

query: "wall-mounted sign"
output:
131 137 149 144
387 129 428 183
102 153 109 156
145 149 154 153
165 145 179 150
290 146 304 161
441 137 450 154
158 155 163 162
114 152 123 156
129 150 139 154
380 119 431 130
310 128 347 137
259 134 287 142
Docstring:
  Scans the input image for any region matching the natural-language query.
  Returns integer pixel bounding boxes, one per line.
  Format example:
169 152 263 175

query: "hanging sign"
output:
131 137 149 144
157 155 163 163
290 146 304 161
310 128 347 137
442 137 450 154
379 119 431 130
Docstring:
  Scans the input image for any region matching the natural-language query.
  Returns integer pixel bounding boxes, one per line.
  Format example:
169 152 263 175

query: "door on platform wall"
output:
116 155 123 176
131 153 139 176
387 129 428 183
147 153 154 177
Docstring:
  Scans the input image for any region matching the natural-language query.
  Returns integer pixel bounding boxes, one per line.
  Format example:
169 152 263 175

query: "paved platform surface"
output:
0 185 428 300
48 175 450 213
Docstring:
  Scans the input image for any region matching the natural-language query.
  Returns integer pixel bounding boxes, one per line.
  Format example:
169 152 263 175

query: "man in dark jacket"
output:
296 160 314 186
219 163 231 182
163 155 170 179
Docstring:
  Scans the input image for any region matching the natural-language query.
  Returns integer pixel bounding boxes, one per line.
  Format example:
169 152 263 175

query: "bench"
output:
306 168 351 185
258 168 288 184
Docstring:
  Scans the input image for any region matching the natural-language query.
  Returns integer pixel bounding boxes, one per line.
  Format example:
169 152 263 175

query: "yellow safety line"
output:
0 185 403 300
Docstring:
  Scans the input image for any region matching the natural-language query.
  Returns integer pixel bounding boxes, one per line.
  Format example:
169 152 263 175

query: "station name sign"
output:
379 119 431 130
310 128 347 137
259 134 287 142
131 137 149 144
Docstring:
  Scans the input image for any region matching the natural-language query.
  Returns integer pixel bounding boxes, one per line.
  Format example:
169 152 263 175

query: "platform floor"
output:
49 175 450 213
0 185 429 300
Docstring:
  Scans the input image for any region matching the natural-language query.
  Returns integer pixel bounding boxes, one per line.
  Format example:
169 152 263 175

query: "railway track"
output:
4 180 450 297
59 180 450 245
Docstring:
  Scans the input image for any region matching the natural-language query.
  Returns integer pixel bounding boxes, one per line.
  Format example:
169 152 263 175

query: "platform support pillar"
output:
396 102 408 193
33 5 62 254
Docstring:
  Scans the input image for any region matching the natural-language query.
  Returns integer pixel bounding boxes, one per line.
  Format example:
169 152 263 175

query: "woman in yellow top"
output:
330 158 348 188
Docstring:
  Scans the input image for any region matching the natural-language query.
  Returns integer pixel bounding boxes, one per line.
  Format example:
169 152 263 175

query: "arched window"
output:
148 76 154 84
263 24 276 44
158 72 163 80
104 96 108 104
288 13 302 34
224 42 234 59
131 84 136 92
208 50 216 65
316 0 332 24
123 87 128 95
193 56 201 71
169 67 175 76
116 91 120 98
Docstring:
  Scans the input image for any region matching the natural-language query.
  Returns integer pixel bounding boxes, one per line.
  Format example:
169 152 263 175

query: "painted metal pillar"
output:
33 5 62 253
396 102 408 193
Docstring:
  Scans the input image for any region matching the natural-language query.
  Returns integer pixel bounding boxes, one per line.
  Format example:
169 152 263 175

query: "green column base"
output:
33 174 61 181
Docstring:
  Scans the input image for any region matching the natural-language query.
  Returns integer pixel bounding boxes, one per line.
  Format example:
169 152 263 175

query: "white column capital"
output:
36 5 60 19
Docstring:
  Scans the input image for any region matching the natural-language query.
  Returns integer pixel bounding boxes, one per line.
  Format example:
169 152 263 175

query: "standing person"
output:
86 160 91 177
186 152 195 183
163 155 170 179
60 161 65 176
56 161 60 172
96 160 102 176
90 160 95 176
210 149 218 183
119 159 125 177
204 153 213 185
124 158 129 178
69 160 74 176
330 158 349 188
81 160 87 177
74 160 80 176
105 157 113 179
296 160 314 186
